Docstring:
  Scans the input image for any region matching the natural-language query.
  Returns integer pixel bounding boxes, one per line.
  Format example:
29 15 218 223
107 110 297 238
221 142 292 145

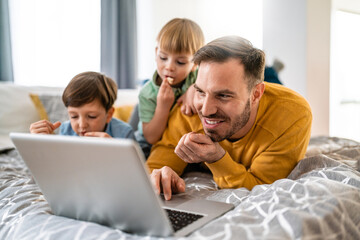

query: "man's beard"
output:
201 99 251 142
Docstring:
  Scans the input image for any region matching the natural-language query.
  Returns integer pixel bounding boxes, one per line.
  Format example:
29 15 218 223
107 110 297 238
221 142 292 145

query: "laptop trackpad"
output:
161 193 193 208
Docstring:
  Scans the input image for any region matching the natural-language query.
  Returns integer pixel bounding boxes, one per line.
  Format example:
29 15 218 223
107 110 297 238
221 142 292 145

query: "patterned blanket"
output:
0 137 359 239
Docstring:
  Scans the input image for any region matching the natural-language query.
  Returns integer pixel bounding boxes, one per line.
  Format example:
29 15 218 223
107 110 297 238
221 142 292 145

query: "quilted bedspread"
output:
0 137 359 239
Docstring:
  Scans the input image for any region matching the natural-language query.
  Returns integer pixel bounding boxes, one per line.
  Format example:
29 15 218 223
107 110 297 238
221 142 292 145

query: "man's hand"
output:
84 132 112 138
175 132 226 164
30 120 61 134
150 166 185 201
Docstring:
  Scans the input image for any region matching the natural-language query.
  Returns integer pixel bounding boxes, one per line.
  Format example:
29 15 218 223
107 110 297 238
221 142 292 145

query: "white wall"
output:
306 0 331 137
138 0 336 137
136 0 263 82
263 0 331 137
263 0 306 96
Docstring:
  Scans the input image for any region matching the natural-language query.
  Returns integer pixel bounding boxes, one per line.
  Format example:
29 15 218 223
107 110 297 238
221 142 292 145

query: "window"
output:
330 10 360 141
9 0 101 87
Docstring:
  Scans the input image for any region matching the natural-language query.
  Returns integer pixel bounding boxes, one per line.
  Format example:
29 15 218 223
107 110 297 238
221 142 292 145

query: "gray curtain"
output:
0 0 14 82
101 0 137 89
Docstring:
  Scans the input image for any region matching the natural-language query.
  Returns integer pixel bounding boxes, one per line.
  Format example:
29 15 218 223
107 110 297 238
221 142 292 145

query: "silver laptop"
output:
10 132 234 237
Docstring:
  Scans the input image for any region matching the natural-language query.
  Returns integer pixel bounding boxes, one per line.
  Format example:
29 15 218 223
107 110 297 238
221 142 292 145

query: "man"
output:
146 36 312 200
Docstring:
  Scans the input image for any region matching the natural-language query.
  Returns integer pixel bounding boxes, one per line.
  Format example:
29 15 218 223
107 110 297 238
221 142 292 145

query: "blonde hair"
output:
156 18 205 55
62 71 117 111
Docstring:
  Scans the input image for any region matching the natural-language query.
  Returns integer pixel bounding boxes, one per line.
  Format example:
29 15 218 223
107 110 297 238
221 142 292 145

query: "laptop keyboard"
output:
165 208 204 232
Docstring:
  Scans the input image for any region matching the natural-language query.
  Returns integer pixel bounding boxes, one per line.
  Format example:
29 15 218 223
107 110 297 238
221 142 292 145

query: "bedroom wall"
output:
263 0 331 137
136 0 263 82
137 0 333 137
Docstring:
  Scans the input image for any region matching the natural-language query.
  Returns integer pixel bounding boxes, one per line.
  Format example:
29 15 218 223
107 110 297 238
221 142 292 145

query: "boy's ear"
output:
155 47 158 60
106 107 115 123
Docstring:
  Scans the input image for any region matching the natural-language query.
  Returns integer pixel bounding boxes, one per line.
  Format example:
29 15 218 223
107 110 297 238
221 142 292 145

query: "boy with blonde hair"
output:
136 18 205 158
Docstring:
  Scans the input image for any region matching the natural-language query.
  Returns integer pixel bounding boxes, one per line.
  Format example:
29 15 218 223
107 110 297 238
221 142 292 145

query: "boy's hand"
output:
177 84 196 116
30 120 61 134
84 132 112 138
157 78 175 111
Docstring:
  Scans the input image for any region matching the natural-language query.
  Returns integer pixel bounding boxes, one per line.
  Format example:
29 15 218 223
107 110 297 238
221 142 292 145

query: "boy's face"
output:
67 99 113 136
155 47 197 86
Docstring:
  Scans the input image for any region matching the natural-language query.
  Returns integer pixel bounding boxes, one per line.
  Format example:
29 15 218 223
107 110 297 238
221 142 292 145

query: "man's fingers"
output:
190 105 197 115
177 96 184 105
188 132 213 145
174 144 189 162
175 134 197 163
186 105 194 116
150 167 185 201
150 169 161 195
180 104 186 114
161 169 173 200
172 176 185 194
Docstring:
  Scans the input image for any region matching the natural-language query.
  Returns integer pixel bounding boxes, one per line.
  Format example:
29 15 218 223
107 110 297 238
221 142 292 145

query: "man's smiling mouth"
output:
205 119 221 125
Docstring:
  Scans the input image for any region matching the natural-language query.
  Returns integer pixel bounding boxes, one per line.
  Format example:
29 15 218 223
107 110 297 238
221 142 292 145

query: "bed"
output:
0 137 359 239
1 84 360 239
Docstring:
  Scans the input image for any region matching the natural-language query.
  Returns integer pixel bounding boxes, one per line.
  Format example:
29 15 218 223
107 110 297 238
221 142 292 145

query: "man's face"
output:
194 59 254 142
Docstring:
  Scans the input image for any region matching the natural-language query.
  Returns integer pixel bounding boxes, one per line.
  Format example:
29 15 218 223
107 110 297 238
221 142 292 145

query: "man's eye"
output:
219 94 231 99
196 89 205 96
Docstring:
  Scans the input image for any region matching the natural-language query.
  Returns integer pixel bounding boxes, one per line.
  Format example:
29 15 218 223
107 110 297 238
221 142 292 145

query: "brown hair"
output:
156 18 205 55
62 71 117 111
193 35 265 91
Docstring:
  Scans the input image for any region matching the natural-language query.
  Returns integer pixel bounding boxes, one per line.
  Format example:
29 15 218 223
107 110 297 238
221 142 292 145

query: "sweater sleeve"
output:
206 112 312 190
146 106 201 175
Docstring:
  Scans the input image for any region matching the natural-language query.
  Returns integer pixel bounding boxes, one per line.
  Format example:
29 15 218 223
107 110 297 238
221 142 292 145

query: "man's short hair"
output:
193 36 265 91
62 71 117 111
156 18 205 55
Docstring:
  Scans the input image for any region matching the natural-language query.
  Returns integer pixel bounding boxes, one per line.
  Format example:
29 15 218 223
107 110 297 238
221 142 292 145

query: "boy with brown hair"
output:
30 71 134 139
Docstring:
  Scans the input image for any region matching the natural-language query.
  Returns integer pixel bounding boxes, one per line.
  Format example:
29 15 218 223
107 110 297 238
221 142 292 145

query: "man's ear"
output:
106 107 115 123
251 82 265 104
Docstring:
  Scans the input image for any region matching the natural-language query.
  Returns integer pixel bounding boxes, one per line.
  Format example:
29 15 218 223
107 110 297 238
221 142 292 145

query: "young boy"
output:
30 71 134 140
136 18 205 158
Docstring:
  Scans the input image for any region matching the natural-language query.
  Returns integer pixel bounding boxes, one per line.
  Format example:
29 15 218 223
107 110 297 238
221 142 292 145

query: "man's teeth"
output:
206 119 220 125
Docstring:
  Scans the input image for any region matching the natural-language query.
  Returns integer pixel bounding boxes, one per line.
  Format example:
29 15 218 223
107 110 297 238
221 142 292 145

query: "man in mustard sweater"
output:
146 36 312 200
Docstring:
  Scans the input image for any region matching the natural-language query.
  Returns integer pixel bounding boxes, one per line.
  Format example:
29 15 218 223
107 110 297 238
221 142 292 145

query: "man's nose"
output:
200 96 217 117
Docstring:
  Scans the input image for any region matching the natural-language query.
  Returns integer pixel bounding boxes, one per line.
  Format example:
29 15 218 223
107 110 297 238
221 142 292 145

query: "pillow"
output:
0 84 41 150
0 84 40 135
113 105 135 123
29 94 69 124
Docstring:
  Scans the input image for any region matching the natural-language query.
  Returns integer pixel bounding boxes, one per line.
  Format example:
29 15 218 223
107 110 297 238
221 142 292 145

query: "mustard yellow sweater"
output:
146 82 312 190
